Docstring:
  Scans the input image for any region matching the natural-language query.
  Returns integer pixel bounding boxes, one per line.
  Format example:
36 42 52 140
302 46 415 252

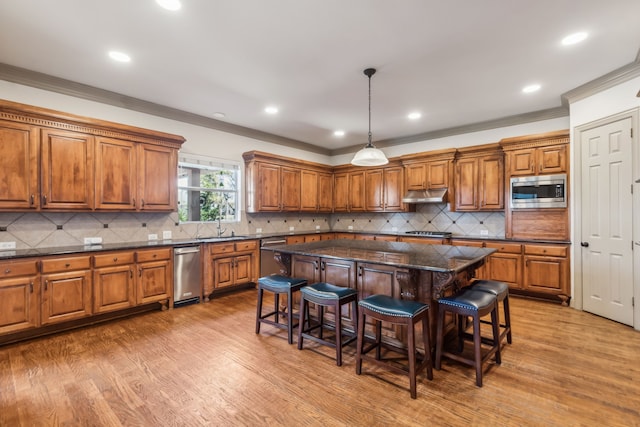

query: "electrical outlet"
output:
315 225 320 230
162 230 172 240
348 225 354 230
148 234 158 241
0 241 16 250
480 229 489 236
256 228 263 234
391 227 398 232
289 226 294 231
83 237 102 245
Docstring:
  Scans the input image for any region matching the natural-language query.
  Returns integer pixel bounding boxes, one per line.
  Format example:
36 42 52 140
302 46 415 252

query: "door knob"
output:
580 242 589 247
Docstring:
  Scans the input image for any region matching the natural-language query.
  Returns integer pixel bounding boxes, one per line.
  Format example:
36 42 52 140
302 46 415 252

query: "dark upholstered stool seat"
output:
297 282 358 366
470 279 512 345
435 288 501 387
356 294 433 399
255 275 307 344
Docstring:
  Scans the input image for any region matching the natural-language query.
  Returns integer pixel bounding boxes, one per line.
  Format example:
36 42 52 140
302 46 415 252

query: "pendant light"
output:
351 68 389 166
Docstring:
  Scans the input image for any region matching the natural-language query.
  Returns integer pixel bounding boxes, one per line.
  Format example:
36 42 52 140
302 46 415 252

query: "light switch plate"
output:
480 230 489 236
83 237 102 245
0 241 16 250
256 228 263 233
162 230 172 240
148 234 158 241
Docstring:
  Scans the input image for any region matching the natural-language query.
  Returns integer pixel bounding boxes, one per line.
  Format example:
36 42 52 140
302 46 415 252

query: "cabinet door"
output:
333 173 349 212
291 254 321 284
405 163 427 190
281 167 301 211
455 157 479 211
486 253 522 289
41 270 92 325
136 259 172 304
426 160 449 189
0 120 39 209
321 258 357 325
300 169 319 212
349 171 366 212
257 163 281 211
95 137 137 209
233 255 253 285
317 172 334 212
0 275 39 334
41 129 94 210
357 263 402 336
508 148 536 176
383 167 403 211
523 255 568 295
137 144 176 211
365 169 384 211
538 144 567 174
213 257 235 289
93 265 135 314
479 155 504 209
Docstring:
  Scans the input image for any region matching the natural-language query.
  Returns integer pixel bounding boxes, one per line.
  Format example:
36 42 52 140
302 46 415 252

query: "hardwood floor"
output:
1 289 639 426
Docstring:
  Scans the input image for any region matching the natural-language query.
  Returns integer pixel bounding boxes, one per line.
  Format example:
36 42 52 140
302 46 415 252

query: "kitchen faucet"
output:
216 215 227 237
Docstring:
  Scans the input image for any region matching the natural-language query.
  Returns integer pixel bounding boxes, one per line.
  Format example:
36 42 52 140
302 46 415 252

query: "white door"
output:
581 117 634 325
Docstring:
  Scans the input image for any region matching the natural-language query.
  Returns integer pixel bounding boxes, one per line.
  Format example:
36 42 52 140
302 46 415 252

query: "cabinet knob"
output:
113 257 118 262
580 242 589 247
4 268 10 274
65 263 71 268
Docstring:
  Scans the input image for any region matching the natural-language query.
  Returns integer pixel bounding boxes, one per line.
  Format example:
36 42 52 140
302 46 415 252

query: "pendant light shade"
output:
351 68 388 167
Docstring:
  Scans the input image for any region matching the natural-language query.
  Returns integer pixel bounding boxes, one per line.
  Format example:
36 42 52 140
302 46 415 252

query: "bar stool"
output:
255 274 307 344
435 288 501 387
355 294 433 399
470 279 512 345
297 282 359 366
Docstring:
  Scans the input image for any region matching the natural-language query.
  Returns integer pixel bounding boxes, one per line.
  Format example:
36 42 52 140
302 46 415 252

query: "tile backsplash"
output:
0 204 504 249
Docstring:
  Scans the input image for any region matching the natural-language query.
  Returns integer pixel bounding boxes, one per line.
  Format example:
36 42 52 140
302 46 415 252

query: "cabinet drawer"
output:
41 255 91 273
234 240 258 252
451 239 485 248
93 251 135 268
524 244 567 257
484 242 522 254
0 259 39 278
210 243 235 255
136 248 171 263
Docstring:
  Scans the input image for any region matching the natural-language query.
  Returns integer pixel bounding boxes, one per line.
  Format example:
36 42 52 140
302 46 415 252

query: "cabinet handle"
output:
358 266 363 277
30 194 35 205
526 259 529 267
44 280 48 291
139 268 142 277
141 199 145 208
30 282 34 293
132 198 136 206
314 260 319 270
130 269 133 278
42 195 47 205
321 261 325 271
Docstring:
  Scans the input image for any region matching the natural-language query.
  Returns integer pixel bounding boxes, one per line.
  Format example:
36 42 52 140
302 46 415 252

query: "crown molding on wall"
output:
561 57 640 105
329 106 569 156
0 63 330 156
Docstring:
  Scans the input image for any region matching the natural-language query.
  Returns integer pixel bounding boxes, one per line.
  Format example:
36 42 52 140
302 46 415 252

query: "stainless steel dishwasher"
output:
174 245 202 307
260 237 287 277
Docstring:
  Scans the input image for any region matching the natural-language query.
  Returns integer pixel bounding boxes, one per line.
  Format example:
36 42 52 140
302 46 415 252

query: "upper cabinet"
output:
400 148 457 205
334 169 366 212
300 169 333 212
0 100 185 213
364 166 404 212
454 143 504 211
500 130 568 176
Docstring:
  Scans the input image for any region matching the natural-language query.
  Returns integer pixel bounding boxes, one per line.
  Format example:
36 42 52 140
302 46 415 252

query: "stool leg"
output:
286 289 294 344
407 317 417 399
503 295 512 344
318 305 324 340
335 301 343 366
375 320 382 360
297 296 307 350
255 287 264 334
355 309 366 375
492 306 502 365
472 313 483 387
421 313 433 381
435 307 445 370
274 293 280 324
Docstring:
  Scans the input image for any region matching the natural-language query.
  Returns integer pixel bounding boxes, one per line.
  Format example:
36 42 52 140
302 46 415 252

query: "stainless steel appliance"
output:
510 173 567 209
260 237 287 277
173 245 202 307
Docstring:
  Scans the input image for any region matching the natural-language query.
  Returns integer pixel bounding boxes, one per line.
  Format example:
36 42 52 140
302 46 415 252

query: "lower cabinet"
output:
136 248 172 306
482 242 523 290
41 255 93 325
93 251 136 314
0 258 40 335
523 244 570 305
206 240 258 297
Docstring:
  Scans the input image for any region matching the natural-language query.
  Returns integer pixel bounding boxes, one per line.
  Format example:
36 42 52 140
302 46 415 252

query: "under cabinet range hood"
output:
402 188 448 204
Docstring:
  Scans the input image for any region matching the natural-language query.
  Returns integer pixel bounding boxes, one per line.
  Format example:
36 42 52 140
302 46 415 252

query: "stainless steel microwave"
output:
510 173 567 209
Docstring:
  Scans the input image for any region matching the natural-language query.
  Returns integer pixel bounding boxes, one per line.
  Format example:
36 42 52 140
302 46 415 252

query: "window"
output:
177 154 240 222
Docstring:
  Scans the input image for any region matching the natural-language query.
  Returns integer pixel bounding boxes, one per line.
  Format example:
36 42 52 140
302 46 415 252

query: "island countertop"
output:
262 239 496 273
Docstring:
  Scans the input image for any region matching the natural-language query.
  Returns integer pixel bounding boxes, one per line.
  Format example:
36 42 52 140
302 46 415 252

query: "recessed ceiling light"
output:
522 84 541 94
108 51 131 63
333 130 345 137
562 32 588 46
212 112 226 119
156 0 181 11
408 112 422 120
264 106 279 114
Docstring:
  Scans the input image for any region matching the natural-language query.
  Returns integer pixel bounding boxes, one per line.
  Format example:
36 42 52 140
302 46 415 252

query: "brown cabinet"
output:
40 129 95 210
334 170 366 212
455 144 504 211
300 169 333 212
523 244 570 305
506 144 567 176
0 120 39 210
253 162 300 212
92 251 136 314
0 258 40 334
136 144 178 211
41 255 93 325
136 248 172 306
401 148 457 205
365 166 404 212
95 137 137 210
206 240 258 296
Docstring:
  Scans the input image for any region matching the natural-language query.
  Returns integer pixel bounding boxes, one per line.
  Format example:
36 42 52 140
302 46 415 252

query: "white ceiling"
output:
1 0 639 154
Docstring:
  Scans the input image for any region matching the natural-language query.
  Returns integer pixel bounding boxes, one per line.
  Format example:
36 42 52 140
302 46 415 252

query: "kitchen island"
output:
262 239 495 347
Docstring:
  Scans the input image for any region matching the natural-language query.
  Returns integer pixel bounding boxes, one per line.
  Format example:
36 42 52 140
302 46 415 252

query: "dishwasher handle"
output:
174 247 201 255
261 239 287 247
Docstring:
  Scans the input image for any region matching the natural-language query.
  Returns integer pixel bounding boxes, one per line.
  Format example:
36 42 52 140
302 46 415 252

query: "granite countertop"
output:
261 239 496 273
